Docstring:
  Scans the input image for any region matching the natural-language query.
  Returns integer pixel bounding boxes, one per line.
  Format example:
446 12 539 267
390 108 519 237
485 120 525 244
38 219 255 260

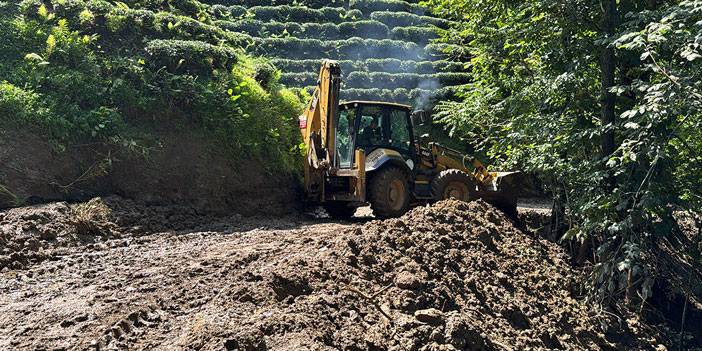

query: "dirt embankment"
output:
0 199 670 350
0 126 298 216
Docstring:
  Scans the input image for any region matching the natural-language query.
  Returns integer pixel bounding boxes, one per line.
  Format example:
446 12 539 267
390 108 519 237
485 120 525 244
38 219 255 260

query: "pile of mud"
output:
189 200 660 350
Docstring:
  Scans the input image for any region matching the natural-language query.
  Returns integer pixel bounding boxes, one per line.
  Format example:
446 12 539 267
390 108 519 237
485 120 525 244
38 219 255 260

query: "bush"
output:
350 0 426 16
280 71 469 94
253 59 280 89
279 72 318 87
271 58 466 75
145 39 238 74
209 4 247 19
200 0 345 7
345 72 470 89
391 26 439 43
217 19 390 40
370 11 449 29
0 82 48 126
252 37 423 60
340 86 457 105
245 6 362 24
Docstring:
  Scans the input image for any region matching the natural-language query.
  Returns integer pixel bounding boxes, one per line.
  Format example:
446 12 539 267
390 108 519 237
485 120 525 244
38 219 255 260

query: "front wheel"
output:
369 166 410 219
431 169 476 202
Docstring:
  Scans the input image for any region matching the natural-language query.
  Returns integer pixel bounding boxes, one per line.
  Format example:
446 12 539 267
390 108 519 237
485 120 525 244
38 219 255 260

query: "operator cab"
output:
335 101 416 170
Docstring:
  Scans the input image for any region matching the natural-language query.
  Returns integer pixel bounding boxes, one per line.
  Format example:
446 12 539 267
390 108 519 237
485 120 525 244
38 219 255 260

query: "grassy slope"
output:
0 0 305 210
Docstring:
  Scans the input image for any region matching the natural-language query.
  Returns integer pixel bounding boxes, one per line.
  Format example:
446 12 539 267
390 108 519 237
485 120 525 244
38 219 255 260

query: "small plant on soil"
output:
69 198 116 237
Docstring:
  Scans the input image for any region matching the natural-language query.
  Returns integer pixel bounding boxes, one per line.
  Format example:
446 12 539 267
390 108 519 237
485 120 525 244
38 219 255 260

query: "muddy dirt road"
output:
0 199 663 350
1 212 349 350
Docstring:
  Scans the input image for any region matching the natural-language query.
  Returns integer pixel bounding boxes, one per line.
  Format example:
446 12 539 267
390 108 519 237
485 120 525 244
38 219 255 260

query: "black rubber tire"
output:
431 169 476 202
324 202 357 219
369 166 410 219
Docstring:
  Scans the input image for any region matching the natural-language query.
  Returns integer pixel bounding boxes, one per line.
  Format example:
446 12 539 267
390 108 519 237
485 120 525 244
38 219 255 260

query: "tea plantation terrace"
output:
201 0 468 104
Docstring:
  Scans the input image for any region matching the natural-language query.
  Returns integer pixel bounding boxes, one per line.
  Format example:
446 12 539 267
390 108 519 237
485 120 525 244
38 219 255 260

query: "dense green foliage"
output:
0 0 304 170
425 0 701 306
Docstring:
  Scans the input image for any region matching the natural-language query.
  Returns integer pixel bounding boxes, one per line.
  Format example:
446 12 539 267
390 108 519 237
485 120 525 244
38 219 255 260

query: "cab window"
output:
389 109 411 152
356 106 386 147
335 107 356 168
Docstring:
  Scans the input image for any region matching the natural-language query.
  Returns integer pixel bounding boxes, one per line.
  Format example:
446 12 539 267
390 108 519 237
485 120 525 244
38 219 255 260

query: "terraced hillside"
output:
202 0 466 106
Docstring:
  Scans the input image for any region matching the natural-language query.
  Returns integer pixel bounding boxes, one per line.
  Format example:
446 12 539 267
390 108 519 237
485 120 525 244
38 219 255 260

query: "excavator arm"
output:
299 60 342 201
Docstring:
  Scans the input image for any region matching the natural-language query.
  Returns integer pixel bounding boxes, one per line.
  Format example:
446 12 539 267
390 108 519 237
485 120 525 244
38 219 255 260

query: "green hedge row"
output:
345 72 470 87
145 39 238 74
391 26 439 43
216 19 390 40
209 4 247 19
370 11 449 29
338 87 458 104
216 18 437 43
211 5 363 24
349 0 425 16
201 0 426 15
200 0 346 8
280 72 470 89
251 37 424 60
271 58 466 75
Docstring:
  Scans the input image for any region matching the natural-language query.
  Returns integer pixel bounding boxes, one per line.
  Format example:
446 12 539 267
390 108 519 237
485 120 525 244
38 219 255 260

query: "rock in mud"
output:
415 308 445 325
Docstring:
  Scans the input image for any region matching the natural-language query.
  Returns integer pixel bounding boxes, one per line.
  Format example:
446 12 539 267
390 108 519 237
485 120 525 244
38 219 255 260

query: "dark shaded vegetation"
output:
426 0 702 346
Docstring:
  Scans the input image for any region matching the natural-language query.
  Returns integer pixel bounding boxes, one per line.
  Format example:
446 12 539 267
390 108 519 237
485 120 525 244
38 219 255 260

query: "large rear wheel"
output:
369 166 410 219
431 169 476 202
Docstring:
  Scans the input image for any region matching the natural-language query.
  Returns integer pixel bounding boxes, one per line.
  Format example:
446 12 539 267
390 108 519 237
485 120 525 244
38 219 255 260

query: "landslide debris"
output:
1 199 664 350
190 200 658 350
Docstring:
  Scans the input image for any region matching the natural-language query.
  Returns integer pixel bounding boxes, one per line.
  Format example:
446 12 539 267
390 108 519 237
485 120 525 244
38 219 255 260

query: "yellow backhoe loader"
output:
299 60 520 219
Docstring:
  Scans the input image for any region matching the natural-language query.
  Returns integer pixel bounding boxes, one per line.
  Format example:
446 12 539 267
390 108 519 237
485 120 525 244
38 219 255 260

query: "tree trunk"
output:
600 0 618 161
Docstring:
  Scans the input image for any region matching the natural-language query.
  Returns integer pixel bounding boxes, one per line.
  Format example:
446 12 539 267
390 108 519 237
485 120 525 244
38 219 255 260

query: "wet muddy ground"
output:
0 198 666 350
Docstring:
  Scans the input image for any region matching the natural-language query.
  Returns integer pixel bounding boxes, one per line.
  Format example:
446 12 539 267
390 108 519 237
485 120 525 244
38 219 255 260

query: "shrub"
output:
0 82 48 126
246 6 362 24
8 0 305 170
69 198 116 236
370 11 449 29
391 26 439 43
200 0 345 7
340 86 457 105
146 39 238 74
209 4 247 20
252 37 423 60
217 19 390 40
253 59 280 89
271 59 467 75
337 20 389 39
345 72 470 89
350 0 426 16
279 72 318 87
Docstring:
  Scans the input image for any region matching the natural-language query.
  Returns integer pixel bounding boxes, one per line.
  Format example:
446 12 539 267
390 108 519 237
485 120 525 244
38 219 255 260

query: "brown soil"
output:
0 199 670 350
0 126 298 216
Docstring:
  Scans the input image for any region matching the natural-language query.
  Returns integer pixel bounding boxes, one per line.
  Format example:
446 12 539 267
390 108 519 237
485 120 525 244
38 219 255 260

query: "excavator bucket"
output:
476 171 522 219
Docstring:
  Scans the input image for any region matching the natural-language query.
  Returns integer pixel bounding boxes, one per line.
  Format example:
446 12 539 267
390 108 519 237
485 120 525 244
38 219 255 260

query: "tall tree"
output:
424 0 702 312
599 0 618 161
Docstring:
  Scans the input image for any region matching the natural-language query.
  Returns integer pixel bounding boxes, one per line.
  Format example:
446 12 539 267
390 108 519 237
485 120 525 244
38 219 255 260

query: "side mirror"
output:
411 110 433 126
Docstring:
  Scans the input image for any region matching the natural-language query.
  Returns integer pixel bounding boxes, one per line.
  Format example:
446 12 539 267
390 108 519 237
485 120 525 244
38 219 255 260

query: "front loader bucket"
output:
475 171 522 219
